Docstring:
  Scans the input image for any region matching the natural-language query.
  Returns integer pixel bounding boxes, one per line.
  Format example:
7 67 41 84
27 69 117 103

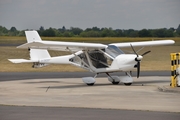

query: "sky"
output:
0 0 180 30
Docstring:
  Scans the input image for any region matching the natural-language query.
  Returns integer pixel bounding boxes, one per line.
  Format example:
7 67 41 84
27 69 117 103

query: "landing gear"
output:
87 83 94 86
112 81 119 85
82 77 96 86
106 73 120 85
124 83 132 86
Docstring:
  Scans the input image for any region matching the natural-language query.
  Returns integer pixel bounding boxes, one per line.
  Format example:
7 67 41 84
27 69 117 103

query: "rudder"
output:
25 31 51 60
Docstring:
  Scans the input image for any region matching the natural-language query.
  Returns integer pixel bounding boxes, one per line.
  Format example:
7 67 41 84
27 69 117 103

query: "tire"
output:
112 82 119 85
124 83 132 86
87 83 94 86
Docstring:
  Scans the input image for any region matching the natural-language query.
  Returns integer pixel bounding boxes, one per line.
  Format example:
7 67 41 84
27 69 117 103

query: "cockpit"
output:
105 45 124 58
69 45 124 69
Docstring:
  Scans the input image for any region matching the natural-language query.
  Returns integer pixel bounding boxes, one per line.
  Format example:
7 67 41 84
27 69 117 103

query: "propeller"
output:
141 50 151 56
130 44 151 78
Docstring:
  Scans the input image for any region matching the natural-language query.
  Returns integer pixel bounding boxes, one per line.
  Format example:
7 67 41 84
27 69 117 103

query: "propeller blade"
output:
141 50 151 56
130 44 138 56
130 44 143 78
137 61 140 78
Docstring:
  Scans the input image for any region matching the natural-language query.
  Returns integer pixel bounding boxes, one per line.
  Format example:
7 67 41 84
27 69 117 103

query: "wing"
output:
109 40 174 47
17 39 174 51
17 41 107 52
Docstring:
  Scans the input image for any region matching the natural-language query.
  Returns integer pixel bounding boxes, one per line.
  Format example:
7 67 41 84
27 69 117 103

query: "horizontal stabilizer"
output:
8 59 38 63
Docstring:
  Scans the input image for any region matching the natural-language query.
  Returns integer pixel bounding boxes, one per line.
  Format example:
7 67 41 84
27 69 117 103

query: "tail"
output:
9 31 51 68
25 31 51 60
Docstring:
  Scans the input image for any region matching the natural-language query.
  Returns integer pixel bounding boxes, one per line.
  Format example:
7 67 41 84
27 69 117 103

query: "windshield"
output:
105 45 124 58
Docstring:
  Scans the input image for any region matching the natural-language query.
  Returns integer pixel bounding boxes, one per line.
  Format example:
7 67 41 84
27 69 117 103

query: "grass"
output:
0 36 180 72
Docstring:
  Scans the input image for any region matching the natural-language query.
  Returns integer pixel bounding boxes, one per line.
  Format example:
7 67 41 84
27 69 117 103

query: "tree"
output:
9 26 19 36
63 31 73 37
0 25 178 37
80 31 100 37
115 29 125 37
10 27 17 32
129 30 139 37
152 28 166 37
138 29 151 37
0 26 8 35
101 28 116 37
92 27 100 31
62 26 66 31
39 26 44 31
165 29 174 37
85 28 92 32
177 24 180 31
17 30 25 36
176 24 180 35
42 28 55 37
70 27 83 35
58 26 66 33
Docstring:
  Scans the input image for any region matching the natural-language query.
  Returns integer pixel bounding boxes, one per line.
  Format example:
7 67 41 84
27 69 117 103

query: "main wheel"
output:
87 83 94 86
112 82 119 85
124 83 132 86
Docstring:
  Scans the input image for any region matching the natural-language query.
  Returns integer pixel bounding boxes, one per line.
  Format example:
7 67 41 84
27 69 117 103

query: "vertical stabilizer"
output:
25 31 42 43
25 31 51 60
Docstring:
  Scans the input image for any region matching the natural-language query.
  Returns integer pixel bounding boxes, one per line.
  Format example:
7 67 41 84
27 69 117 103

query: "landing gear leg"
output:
125 72 131 77
106 73 120 85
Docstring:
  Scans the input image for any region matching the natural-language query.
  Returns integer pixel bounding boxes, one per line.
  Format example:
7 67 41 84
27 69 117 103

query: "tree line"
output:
0 25 180 37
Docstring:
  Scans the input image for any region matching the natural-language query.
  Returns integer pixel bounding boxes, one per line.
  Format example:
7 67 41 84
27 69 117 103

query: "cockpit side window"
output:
105 45 124 58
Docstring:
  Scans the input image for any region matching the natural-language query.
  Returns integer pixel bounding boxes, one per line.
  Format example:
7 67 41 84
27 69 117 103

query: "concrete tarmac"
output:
0 76 180 113
0 71 171 81
1 105 180 120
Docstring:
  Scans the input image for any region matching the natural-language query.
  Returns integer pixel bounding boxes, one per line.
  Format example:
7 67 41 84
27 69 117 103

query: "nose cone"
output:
136 55 143 61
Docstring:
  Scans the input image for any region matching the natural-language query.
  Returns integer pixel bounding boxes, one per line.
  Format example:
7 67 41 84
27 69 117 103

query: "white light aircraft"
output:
9 31 175 86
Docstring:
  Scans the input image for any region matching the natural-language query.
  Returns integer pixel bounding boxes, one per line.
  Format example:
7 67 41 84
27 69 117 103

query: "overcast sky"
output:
0 0 180 30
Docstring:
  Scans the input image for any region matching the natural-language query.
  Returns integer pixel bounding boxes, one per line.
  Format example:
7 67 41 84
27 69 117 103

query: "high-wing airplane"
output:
9 31 175 86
